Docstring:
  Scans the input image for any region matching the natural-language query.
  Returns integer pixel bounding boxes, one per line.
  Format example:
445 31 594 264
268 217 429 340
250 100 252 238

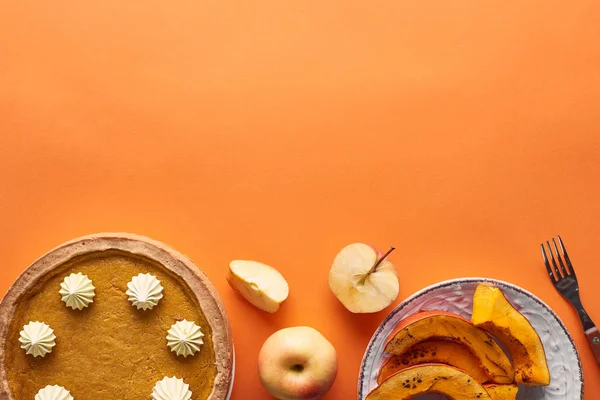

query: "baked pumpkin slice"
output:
367 364 492 400
378 340 488 384
384 311 514 383
472 284 550 386
484 383 519 400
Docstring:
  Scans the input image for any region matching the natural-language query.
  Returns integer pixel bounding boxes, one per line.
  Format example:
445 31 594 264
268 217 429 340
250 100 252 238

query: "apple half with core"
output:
328 243 399 313
258 326 338 400
227 260 289 313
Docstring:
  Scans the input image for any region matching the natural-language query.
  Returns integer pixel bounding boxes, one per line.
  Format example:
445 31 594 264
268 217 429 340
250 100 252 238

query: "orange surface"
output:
1 1 600 398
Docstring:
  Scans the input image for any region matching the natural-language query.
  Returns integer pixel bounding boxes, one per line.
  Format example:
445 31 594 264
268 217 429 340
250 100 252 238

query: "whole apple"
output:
258 326 338 400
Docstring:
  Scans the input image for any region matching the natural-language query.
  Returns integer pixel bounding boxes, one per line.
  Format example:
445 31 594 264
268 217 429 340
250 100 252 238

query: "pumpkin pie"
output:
0 233 233 399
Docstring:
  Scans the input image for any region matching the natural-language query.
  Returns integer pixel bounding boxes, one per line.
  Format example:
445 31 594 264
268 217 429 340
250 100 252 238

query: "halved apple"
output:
378 340 489 384
484 383 519 400
472 285 550 386
328 243 399 313
367 364 492 400
227 260 289 313
384 311 514 383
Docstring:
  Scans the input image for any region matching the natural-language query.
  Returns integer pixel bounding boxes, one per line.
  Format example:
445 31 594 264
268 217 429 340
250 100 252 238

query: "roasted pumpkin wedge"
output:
384 311 514 383
378 340 489 384
367 364 492 400
484 383 519 400
472 285 550 386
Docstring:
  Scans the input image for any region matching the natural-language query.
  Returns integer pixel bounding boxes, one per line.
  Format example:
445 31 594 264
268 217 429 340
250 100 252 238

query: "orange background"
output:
1 1 600 398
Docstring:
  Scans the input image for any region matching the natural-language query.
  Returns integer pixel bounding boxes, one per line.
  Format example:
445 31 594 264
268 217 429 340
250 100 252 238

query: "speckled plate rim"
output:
357 277 584 399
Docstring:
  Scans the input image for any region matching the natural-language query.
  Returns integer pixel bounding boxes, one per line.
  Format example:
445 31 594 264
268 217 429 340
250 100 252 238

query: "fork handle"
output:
585 326 600 366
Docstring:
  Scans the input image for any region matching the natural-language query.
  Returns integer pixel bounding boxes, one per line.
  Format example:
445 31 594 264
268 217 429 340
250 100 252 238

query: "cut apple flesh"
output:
227 260 289 313
484 383 519 400
328 243 399 313
378 340 489 384
472 285 550 386
384 311 514 384
366 364 492 400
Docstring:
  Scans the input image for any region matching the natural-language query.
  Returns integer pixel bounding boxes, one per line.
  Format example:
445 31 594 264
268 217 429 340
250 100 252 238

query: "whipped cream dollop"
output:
35 385 73 400
152 376 192 400
59 272 95 310
19 321 56 357
166 320 204 357
126 273 164 310
151 376 192 400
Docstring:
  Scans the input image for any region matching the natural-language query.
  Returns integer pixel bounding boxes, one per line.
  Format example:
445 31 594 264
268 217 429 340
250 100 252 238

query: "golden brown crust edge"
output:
0 232 233 400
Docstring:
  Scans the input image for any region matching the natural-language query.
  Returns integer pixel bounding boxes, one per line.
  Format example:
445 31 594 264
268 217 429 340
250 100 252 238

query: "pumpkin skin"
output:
378 340 489 384
484 383 519 400
384 311 514 384
472 285 550 386
367 364 492 400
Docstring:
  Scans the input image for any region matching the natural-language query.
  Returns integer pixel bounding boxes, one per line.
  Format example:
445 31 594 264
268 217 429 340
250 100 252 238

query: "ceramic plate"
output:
358 278 583 400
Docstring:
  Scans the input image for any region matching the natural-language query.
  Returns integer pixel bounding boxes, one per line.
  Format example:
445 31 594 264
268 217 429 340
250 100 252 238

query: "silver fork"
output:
541 236 600 366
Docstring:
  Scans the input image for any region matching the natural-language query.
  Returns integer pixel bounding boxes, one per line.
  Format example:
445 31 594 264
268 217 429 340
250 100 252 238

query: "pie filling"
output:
5 251 216 399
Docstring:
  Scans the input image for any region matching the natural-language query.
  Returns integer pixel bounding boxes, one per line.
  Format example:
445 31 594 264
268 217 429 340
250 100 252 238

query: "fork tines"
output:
541 235 575 281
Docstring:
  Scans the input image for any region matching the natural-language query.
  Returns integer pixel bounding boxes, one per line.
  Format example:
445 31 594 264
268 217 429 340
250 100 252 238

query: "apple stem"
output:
369 246 395 275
